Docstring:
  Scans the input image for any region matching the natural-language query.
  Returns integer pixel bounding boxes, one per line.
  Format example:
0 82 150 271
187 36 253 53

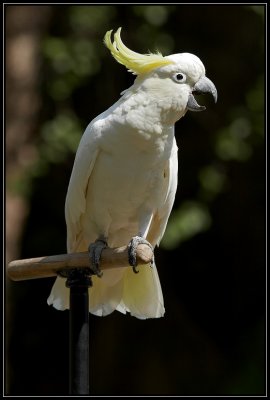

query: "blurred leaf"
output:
198 164 227 200
68 5 117 33
215 118 253 162
40 113 82 158
143 6 169 26
161 201 212 249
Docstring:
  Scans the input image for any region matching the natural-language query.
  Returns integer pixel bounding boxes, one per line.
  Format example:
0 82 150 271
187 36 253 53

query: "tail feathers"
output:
117 262 165 319
89 269 125 316
47 263 165 319
47 276 69 310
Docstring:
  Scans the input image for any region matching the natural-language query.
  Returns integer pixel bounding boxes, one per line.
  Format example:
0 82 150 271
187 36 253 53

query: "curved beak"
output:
187 76 218 112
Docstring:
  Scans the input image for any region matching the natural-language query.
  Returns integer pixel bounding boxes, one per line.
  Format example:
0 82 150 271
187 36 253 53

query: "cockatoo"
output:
48 28 217 319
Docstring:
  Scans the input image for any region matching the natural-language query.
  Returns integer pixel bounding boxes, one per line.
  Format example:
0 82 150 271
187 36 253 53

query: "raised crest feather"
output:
104 27 173 75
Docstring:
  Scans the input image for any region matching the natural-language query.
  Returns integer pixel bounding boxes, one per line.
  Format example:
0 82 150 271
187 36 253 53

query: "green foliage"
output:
40 113 82 161
42 37 101 100
161 201 211 249
215 117 252 162
198 164 227 200
68 5 117 32
133 5 170 27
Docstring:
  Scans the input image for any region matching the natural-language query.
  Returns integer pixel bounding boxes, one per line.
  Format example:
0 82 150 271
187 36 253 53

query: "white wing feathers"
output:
65 124 100 253
48 123 100 311
147 138 178 247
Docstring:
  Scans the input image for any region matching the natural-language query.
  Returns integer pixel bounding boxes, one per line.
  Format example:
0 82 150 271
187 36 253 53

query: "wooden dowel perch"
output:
7 244 153 281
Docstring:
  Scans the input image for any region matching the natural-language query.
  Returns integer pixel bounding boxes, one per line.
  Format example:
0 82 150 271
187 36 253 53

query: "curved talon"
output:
92 265 103 278
128 235 153 274
88 239 107 278
132 265 139 274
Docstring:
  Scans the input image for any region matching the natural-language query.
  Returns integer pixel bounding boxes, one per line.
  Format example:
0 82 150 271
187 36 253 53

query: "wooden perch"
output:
7 244 153 281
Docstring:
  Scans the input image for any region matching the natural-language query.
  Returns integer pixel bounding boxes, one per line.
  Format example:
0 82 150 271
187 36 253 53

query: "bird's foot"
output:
128 236 154 274
88 238 107 278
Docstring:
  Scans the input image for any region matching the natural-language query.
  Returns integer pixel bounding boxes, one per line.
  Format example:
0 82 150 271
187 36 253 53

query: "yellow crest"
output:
104 27 173 75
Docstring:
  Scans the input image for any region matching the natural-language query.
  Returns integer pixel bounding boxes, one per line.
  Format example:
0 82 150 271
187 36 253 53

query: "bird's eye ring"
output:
173 73 187 83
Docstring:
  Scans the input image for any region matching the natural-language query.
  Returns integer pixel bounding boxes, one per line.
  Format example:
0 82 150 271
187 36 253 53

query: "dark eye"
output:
173 73 187 83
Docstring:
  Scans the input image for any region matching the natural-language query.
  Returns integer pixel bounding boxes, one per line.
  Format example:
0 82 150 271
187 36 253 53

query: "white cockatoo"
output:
48 28 217 319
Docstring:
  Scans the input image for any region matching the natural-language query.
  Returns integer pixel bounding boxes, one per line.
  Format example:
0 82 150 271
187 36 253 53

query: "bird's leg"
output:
88 237 108 278
128 235 154 274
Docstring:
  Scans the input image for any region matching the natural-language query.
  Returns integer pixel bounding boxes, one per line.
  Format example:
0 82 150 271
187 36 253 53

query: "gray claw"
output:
88 239 107 278
128 236 153 274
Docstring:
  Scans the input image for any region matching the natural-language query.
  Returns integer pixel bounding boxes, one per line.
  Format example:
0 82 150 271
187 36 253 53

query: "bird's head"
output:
104 28 217 124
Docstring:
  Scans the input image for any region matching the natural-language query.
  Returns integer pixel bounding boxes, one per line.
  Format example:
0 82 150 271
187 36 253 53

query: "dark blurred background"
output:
5 4 265 396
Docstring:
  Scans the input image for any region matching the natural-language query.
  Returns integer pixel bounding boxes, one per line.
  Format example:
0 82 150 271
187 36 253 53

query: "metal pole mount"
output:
61 268 93 395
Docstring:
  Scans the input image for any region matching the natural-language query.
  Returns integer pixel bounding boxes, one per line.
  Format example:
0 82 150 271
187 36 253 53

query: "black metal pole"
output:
65 269 92 395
